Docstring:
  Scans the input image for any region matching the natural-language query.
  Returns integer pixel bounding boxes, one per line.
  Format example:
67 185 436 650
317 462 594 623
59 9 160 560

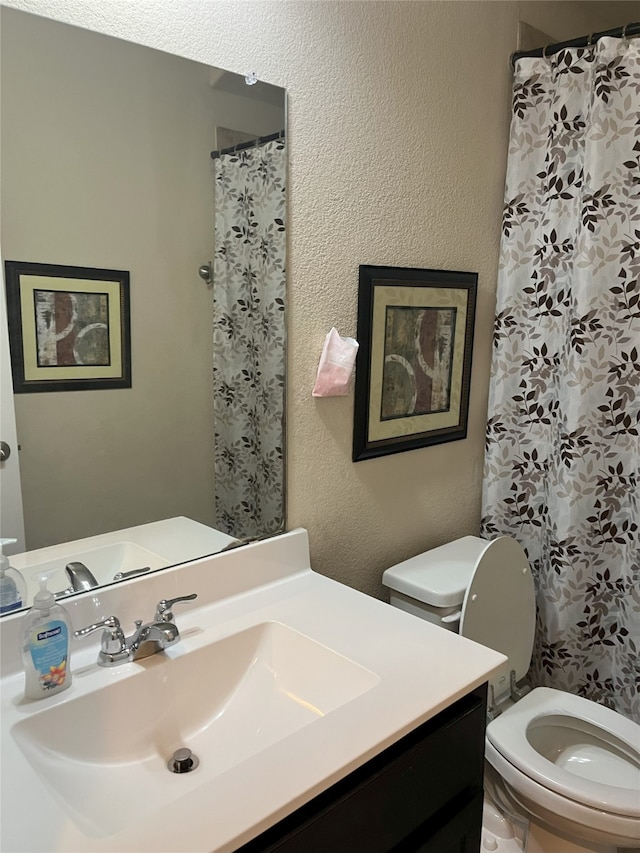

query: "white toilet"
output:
382 535 640 853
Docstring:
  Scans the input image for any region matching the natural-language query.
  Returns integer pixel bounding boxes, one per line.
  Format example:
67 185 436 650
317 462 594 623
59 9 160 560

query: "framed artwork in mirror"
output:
353 265 477 461
5 260 131 393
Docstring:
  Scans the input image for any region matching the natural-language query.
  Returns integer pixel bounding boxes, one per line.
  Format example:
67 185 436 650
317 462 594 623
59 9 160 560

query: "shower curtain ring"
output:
542 44 550 63
621 23 629 44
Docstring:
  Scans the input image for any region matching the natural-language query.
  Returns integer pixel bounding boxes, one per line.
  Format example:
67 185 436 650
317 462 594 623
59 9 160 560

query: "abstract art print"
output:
353 265 477 461
5 261 131 393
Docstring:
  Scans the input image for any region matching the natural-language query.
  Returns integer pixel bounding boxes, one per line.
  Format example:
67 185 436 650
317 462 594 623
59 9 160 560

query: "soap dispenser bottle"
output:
22 575 72 700
0 537 27 615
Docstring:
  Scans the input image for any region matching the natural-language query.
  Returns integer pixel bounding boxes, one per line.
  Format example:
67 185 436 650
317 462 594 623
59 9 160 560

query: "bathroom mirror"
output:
0 6 287 612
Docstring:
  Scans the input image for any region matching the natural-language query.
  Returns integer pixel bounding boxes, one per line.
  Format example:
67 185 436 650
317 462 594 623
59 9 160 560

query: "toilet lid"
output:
460 536 535 686
382 536 487 607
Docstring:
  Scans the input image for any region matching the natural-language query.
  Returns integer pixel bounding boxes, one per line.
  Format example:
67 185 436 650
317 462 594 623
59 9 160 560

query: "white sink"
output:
20 541 168 603
10 517 238 608
1 529 506 853
11 621 379 838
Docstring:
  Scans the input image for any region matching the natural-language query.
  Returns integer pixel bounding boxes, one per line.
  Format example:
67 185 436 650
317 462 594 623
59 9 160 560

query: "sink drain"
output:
167 747 199 774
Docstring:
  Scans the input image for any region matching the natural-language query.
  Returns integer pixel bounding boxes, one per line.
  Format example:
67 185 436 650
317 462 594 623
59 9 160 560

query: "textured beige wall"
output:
1 0 628 593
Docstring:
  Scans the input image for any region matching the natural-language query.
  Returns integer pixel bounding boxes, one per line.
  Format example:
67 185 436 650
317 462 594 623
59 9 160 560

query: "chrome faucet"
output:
65 561 99 591
55 561 101 599
74 593 197 667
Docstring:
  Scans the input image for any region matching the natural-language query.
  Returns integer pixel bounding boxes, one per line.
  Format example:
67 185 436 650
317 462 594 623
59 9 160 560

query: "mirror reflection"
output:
0 7 287 614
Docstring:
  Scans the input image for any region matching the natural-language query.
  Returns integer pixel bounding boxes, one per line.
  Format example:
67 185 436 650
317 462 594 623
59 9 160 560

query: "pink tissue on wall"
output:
312 327 359 397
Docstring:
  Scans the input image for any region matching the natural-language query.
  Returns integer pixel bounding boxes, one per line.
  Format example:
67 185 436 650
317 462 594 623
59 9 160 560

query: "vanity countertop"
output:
0 529 505 853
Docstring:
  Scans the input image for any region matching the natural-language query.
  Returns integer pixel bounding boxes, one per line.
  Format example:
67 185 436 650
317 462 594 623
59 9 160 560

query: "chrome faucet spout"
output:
65 561 99 591
129 621 180 660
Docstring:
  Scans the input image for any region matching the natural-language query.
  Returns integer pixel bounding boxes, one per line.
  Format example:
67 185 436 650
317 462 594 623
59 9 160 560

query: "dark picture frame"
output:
4 260 131 393
353 265 477 462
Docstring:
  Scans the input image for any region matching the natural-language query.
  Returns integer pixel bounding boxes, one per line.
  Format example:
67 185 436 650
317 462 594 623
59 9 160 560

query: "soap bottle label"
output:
29 621 69 692
0 596 23 614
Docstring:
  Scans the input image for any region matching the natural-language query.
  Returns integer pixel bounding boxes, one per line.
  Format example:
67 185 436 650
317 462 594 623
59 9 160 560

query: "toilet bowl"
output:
382 536 640 853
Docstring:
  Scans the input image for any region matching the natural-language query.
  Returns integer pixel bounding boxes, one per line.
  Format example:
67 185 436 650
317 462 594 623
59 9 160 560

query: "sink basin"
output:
12 621 379 838
20 541 168 604
11 518 238 608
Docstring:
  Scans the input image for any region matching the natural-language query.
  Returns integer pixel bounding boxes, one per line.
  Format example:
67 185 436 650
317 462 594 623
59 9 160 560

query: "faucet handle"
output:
154 593 197 623
74 615 126 655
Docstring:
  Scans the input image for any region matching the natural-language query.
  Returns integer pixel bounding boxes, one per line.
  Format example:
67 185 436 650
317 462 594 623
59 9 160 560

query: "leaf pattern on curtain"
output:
213 136 286 540
481 39 640 722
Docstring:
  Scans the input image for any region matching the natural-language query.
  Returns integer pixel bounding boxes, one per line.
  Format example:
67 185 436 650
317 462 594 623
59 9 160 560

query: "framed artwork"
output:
4 261 131 393
353 265 477 461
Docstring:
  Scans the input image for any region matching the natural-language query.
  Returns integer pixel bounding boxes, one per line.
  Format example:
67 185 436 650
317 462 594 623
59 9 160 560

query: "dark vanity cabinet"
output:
238 684 487 853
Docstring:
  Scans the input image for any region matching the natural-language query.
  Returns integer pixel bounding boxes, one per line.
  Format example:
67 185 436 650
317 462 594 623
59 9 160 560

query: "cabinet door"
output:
238 686 486 853
392 790 483 853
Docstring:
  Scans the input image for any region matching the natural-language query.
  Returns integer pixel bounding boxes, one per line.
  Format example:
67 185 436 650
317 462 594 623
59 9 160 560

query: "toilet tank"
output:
383 535 535 707
382 536 488 631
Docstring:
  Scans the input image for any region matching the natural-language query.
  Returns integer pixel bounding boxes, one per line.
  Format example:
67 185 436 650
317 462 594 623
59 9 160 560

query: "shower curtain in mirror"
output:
482 38 639 722
213 135 286 541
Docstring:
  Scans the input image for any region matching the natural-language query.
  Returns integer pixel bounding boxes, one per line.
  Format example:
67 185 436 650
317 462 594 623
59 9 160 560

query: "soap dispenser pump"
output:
22 574 72 700
0 537 27 615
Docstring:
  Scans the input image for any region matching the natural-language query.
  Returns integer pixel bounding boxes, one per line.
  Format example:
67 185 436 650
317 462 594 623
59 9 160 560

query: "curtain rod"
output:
210 129 285 161
511 21 640 68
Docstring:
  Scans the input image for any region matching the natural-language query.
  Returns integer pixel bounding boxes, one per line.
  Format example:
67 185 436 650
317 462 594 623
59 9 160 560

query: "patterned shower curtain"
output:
213 135 286 541
481 38 640 722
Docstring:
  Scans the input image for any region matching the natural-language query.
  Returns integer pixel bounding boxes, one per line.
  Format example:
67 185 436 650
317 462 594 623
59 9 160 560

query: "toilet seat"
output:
486 687 640 818
485 738 640 847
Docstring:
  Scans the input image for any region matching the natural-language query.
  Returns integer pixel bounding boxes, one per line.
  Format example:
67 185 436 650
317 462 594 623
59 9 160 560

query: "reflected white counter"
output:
9 517 237 607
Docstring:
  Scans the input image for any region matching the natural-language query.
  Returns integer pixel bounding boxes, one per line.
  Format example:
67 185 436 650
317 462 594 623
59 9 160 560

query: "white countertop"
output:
9 516 237 607
0 529 505 853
